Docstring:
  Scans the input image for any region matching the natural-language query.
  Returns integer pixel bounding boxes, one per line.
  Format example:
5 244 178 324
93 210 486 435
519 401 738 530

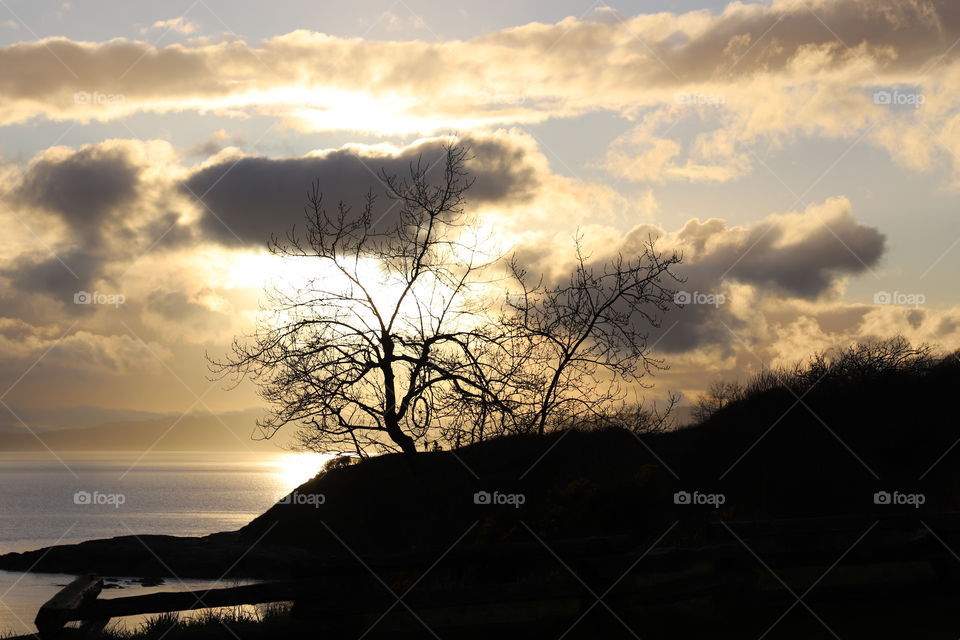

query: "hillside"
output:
240 343 960 555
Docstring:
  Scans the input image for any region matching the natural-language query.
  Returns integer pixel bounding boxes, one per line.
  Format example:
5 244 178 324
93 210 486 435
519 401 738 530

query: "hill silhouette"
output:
238 338 960 555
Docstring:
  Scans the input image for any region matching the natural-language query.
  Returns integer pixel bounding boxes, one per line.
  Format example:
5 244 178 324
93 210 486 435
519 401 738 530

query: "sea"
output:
0 450 332 635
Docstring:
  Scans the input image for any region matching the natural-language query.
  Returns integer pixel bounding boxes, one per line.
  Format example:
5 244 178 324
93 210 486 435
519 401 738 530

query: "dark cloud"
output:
655 304 738 357
136 211 196 248
814 306 871 334
3 142 189 300
1 135 541 306
723 217 886 299
672 201 885 300
183 136 540 246
14 145 141 245
7 249 98 301
938 317 959 336
616 199 887 354
907 308 925 329
643 0 956 82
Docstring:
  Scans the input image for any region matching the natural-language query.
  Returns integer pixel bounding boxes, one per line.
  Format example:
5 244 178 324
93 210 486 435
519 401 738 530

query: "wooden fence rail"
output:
35 576 323 639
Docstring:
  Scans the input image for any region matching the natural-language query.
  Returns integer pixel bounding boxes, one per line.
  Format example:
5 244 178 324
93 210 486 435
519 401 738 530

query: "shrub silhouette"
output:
694 336 938 422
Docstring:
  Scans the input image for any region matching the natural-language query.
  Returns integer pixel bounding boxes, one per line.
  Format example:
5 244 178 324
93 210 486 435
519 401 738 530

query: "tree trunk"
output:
388 425 418 456
380 333 417 456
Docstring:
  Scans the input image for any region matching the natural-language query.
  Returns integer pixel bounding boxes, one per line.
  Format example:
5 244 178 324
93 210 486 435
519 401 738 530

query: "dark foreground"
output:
12 545 960 640
5 348 960 637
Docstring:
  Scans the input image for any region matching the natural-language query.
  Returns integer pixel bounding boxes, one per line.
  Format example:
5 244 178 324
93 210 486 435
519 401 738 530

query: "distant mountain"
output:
0 406 174 433
0 408 294 452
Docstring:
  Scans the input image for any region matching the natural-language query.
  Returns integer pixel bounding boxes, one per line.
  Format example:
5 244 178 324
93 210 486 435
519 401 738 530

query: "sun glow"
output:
273 452 335 489
221 248 500 333
140 86 509 135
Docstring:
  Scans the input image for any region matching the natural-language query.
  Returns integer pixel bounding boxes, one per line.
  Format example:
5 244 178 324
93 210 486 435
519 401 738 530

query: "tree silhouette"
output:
213 144 682 455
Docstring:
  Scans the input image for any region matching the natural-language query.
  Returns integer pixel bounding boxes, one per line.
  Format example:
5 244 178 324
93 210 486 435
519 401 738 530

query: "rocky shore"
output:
0 531 320 580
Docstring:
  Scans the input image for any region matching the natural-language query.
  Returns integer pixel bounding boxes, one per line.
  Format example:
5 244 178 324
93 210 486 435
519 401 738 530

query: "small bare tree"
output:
692 380 745 423
435 239 683 444
502 241 682 436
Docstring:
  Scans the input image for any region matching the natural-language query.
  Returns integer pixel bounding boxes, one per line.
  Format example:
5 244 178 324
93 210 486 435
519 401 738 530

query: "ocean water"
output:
0 451 331 635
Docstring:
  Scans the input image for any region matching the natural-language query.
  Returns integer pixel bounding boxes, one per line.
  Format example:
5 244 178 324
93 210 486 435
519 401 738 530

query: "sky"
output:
1 0 958 429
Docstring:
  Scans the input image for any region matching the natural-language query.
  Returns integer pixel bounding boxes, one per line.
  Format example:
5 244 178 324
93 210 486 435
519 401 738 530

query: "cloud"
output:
0 126 947 413
663 299 960 405
604 106 752 183
0 132 552 310
0 318 169 378
142 17 200 35
14 144 142 245
0 0 954 133
0 0 956 185
2 140 193 299
683 197 886 299
497 186 954 407
183 133 543 245
185 129 245 157
140 287 235 343
0 130 577 356
560 197 888 356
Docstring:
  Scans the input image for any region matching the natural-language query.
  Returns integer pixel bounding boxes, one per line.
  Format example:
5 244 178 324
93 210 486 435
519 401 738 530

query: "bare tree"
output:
692 379 745 423
210 145 503 456
436 239 683 443
500 240 682 436
212 144 683 456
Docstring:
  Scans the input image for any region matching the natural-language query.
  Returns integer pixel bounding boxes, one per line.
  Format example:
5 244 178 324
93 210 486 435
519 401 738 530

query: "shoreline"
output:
0 531 312 582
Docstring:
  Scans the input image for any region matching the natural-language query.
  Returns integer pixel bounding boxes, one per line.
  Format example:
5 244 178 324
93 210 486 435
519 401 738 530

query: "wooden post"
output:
34 574 103 639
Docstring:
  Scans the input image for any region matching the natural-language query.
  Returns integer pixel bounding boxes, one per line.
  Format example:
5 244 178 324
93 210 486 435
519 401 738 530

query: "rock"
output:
137 576 165 587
